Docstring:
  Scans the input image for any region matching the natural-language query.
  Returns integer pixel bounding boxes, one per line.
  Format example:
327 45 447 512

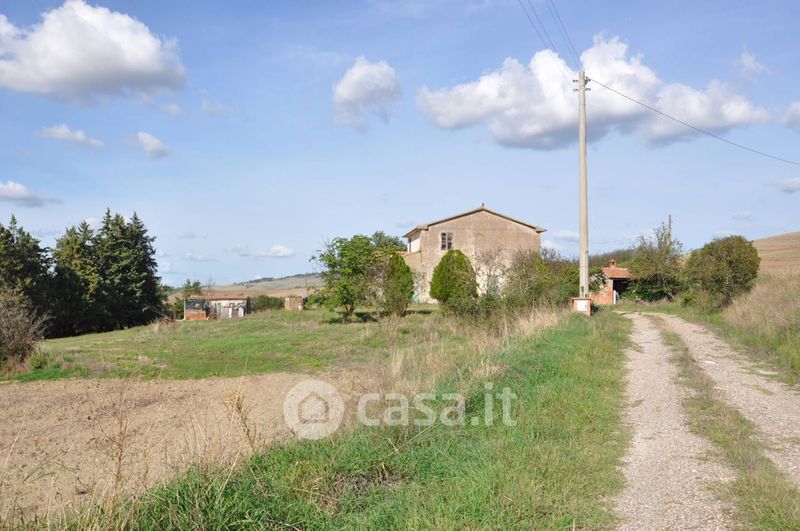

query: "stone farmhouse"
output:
401 205 546 303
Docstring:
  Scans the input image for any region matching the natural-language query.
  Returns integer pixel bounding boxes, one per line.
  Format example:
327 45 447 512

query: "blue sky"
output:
1 0 798 285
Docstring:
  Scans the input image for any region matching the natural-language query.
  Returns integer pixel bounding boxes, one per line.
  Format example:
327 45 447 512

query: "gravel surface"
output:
615 312 735 530
660 313 800 489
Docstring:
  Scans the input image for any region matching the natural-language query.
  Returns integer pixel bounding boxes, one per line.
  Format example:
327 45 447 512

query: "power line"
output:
515 0 573 83
525 0 559 56
545 0 580 65
592 78 800 167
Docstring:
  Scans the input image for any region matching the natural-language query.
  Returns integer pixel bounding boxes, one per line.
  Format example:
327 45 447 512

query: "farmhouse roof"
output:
602 260 631 280
403 205 546 238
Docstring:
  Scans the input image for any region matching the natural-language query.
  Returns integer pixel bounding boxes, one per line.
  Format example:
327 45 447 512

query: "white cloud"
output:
37 123 103 148
0 180 60 207
159 261 173 274
135 131 169 158
784 102 800 128
418 36 769 149
230 244 296 259
178 232 196 240
738 51 769 77
541 239 563 251
776 178 800 194
201 99 236 116
161 102 183 116
0 0 185 102
553 230 580 241
184 251 214 262
333 56 401 130
731 211 753 220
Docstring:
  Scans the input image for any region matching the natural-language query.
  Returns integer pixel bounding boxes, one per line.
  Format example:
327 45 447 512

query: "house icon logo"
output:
283 379 344 440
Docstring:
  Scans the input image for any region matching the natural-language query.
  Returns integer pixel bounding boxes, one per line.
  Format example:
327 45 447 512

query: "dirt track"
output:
615 312 735 529
0 370 373 522
659 313 800 488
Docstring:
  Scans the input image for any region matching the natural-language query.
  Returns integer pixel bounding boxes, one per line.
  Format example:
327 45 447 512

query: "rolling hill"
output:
753 231 800 273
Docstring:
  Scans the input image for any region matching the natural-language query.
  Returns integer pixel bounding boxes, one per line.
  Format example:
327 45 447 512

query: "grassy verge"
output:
650 315 800 529
12 308 458 382
66 311 631 529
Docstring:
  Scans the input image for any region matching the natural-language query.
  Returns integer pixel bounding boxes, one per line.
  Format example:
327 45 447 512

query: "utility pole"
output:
577 70 590 299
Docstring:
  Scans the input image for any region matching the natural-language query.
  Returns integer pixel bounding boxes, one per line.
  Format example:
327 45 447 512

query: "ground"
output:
4 301 800 528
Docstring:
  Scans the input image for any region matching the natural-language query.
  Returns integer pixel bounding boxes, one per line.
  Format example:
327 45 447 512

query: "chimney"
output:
609 259 616 268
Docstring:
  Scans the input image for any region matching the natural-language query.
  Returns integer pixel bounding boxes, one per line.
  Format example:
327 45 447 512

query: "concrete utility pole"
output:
577 70 590 299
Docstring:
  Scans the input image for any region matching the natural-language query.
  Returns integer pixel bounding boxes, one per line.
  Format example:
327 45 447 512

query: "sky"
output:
1 0 798 286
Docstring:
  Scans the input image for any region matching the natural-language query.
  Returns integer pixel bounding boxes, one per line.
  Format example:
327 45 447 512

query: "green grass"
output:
12 308 458 382
650 315 800 529
66 311 632 529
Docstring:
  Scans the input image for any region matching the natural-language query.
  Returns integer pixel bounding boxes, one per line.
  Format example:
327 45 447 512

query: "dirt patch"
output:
615 312 735 529
0 369 376 523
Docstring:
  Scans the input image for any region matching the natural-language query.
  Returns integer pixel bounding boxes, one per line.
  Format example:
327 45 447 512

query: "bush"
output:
252 295 284 312
629 223 683 301
0 289 48 369
503 249 604 309
28 350 51 370
683 235 760 309
379 254 414 316
429 250 478 315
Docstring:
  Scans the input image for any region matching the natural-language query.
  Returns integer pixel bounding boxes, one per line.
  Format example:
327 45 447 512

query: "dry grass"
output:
724 272 800 375
376 307 565 398
753 231 800 274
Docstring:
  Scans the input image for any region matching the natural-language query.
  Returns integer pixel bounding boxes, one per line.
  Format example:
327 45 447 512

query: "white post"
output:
578 70 589 298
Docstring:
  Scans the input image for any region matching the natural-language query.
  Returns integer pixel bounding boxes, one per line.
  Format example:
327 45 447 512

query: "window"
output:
440 232 453 250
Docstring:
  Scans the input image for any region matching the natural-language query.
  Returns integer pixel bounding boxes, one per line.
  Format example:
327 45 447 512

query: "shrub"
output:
430 250 478 315
252 295 284 312
379 253 414 316
28 350 51 370
503 249 604 308
683 235 760 309
0 289 48 370
629 223 683 301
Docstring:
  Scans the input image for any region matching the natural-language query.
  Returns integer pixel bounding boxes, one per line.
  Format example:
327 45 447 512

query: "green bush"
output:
683 235 760 309
629 223 683 301
28 350 51 370
379 253 414 316
252 295 284 312
429 249 478 315
503 249 604 308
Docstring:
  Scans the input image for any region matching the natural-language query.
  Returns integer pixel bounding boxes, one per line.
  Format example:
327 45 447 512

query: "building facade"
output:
401 205 545 303
184 297 250 320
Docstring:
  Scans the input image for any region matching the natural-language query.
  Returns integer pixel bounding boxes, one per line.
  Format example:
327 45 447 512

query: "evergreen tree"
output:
53 222 100 335
0 216 52 319
125 212 163 325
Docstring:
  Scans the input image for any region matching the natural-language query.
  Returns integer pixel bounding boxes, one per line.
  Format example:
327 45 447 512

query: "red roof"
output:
602 260 631 279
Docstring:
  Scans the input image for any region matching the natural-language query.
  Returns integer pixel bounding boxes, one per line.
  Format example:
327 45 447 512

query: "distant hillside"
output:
753 232 800 273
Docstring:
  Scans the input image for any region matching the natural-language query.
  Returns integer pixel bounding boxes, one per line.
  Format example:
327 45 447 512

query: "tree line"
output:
313 224 761 320
0 211 163 338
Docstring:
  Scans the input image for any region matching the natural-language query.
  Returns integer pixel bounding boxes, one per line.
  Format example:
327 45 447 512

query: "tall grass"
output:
724 272 800 376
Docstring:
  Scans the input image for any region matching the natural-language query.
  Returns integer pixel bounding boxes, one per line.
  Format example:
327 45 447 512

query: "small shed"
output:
184 297 250 320
284 295 304 312
592 260 632 305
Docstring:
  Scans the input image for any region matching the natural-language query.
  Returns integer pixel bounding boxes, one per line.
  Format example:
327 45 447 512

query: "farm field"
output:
23 306 449 382
753 231 800 273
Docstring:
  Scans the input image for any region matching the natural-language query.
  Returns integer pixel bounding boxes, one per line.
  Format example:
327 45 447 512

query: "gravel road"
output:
659 313 800 489
615 312 735 530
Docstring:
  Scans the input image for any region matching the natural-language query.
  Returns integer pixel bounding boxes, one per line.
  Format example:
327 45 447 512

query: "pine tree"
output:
53 222 100 335
0 216 52 318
